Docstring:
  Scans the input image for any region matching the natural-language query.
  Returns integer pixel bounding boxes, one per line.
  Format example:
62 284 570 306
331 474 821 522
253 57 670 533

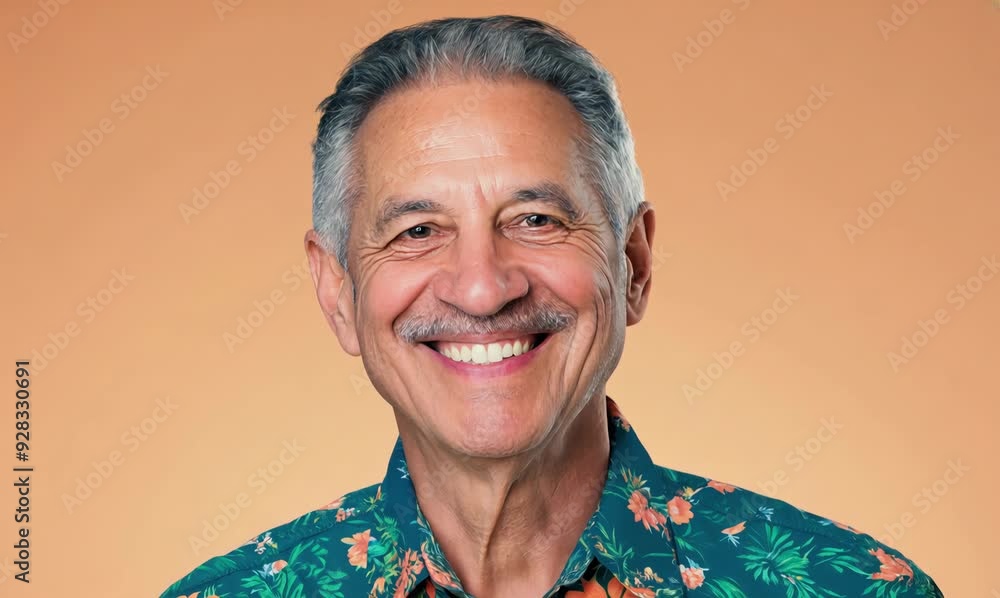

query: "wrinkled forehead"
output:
353 76 592 215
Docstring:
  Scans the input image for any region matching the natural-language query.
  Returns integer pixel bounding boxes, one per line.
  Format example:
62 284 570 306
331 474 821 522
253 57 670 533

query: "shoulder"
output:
653 464 944 596
159 482 381 598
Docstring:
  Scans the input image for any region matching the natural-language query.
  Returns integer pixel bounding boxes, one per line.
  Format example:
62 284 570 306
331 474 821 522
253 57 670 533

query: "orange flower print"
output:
707 479 736 494
640 566 663 583
320 495 345 510
423 549 461 589
392 548 425 598
721 520 746 545
263 559 287 576
336 507 357 522
372 577 386 594
828 518 861 534
679 563 706 589
342 529 371 569
627 490 668 531
666 496 694 525
869 548 914 582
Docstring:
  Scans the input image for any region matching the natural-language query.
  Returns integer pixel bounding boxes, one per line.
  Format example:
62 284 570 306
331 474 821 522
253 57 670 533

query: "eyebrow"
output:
511 181 581 223
372 181 582 238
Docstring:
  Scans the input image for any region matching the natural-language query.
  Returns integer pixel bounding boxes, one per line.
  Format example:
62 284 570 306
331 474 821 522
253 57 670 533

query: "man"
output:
162 15 942 598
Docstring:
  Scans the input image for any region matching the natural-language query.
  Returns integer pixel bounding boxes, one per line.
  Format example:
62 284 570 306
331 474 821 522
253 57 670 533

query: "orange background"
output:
2 0 997 595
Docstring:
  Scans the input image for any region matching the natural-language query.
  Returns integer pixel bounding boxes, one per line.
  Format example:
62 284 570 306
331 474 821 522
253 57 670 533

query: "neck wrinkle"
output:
400 394 611 595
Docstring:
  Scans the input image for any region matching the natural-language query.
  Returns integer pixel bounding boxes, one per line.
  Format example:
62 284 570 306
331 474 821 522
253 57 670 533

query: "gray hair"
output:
312 15 645 271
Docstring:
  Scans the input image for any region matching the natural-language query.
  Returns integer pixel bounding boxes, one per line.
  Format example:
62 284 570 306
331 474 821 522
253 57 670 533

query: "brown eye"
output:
523 214 561 227
403 225 433 239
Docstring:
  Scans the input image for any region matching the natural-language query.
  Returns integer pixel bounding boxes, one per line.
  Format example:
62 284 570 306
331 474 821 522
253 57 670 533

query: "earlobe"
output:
304 230 362 356
623 203 656 325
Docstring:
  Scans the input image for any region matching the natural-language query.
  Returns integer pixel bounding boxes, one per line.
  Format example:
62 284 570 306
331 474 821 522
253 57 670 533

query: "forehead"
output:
354 77 589 212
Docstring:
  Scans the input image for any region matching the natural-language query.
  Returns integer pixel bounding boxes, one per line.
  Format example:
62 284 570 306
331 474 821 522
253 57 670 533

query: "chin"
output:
446 404 551 459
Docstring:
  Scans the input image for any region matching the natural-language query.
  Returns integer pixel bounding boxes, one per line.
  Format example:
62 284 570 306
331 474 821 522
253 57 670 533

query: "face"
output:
307 76 655 458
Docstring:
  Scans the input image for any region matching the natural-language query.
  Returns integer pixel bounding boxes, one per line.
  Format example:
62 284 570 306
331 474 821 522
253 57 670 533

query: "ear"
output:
305 230 361 356
623 202 656 326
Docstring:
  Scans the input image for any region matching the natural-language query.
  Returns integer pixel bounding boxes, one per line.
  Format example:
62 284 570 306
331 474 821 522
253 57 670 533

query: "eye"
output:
401 225 433 239
521 214 563 228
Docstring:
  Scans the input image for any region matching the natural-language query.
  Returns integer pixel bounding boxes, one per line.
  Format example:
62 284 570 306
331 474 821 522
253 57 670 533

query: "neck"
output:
397 394 610 598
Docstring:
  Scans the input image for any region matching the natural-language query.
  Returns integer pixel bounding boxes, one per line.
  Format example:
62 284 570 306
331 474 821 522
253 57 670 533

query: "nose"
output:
432 228 529 317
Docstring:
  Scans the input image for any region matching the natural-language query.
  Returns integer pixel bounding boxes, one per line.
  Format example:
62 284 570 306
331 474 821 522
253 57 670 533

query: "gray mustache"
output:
395 300 575 344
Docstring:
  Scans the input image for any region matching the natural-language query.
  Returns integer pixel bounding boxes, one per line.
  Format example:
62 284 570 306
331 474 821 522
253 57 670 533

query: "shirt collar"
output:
581 397 687 594
373 438 435 595
375 396 686 596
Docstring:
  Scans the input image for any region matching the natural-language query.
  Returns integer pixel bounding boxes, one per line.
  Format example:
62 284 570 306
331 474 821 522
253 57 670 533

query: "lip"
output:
420 332 552 378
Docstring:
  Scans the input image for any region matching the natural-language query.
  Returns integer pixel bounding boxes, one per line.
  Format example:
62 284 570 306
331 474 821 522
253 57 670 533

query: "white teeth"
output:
487 343 503 363
471 345 488 364
434 336 542 364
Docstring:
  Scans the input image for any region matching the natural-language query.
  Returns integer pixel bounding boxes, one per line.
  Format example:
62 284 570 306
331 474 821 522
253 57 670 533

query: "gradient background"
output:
2 0 997 595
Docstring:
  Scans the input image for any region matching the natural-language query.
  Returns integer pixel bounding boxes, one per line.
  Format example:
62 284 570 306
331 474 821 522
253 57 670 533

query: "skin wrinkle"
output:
365 80 507 186
304 76 655 598
409 395 607 573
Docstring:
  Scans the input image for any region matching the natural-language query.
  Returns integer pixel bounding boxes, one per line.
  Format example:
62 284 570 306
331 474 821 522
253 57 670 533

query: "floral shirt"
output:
161 397 943 597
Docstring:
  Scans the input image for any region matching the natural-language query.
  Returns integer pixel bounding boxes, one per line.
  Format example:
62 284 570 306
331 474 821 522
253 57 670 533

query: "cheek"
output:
537 254 614 333
549 267 593 307
358 264 431 345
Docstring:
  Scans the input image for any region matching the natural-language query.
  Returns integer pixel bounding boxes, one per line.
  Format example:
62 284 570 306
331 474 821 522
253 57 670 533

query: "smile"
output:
423 333 549 365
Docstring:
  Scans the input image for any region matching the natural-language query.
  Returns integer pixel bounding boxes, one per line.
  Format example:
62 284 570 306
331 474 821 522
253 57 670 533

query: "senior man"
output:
163 15 942 598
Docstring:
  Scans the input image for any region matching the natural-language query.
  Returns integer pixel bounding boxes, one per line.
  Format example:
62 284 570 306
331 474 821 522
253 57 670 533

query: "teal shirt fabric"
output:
161 397 943 597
